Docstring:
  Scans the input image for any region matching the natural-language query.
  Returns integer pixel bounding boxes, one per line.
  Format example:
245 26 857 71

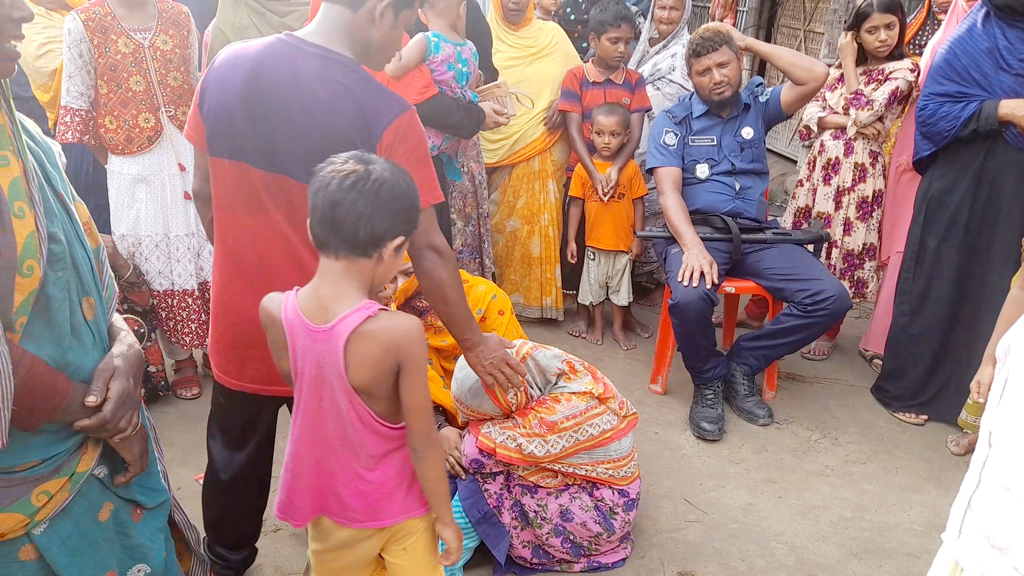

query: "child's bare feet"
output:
567 303 591 338
612 304 636 349
636 283 664 307
587 302 605 345
626 312 653 339
612 327 636 350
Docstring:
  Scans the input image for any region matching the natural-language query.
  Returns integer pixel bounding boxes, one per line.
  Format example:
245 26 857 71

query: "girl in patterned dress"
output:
386 0 481 184
780 0 919 360
56 0 212 399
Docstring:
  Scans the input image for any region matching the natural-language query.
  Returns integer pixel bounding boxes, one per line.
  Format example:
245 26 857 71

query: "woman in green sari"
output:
0 0 206 572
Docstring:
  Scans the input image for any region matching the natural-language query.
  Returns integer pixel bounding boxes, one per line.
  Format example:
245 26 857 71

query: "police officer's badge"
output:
695 163 711 180
661 128 680 149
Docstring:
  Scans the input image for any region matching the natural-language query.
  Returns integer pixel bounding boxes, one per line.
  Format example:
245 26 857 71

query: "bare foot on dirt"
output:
713 308 766 329
946 432 979 456
636 284 664 307
567 305 590 338
586 326 604 346
626 314 653 339
612 327 636 350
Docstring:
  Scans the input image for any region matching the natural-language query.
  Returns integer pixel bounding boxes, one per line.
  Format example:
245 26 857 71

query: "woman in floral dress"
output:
781 0 918 360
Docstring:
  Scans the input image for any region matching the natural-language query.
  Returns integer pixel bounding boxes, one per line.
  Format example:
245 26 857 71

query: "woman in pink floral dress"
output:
780 0 919 360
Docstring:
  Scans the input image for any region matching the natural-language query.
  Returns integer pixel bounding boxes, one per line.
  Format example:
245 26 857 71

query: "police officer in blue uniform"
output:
646 23 852 441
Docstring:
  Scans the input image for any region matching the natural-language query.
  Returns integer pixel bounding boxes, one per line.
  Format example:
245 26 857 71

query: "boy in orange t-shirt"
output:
566 103 647 351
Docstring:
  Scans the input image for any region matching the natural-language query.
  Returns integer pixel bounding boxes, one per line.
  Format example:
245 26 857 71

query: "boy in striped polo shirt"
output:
559 0 652 340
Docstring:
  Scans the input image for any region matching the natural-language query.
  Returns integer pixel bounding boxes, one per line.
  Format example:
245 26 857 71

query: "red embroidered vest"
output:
77 0 195 156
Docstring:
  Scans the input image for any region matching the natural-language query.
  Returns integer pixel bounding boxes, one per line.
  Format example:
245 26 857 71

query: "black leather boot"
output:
689 379 725 441
725 362 774 426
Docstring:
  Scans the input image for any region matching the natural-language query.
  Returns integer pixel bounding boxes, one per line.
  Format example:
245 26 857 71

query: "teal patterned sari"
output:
0 80 207 575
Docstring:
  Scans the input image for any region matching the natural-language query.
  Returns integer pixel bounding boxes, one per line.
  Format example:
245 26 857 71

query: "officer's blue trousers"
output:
655 240 852 386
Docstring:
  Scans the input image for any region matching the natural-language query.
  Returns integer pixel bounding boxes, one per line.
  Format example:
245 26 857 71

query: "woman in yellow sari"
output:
482 0 580 321
18 0 87 130
387 257 527 431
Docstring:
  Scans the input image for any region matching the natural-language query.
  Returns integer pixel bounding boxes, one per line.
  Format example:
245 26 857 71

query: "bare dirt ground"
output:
151 301 969 576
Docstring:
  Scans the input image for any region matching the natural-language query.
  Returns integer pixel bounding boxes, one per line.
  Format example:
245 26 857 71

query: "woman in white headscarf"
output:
627 0 692 303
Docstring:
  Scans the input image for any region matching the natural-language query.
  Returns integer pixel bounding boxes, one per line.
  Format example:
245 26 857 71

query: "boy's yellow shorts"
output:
307 514 444 576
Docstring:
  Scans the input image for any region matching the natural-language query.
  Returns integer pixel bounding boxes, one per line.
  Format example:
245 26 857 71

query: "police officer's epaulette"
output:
744 76 768 98
663 95 695 125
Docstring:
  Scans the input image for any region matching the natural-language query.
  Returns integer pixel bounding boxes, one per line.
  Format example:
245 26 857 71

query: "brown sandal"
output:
172 357 203 400
858 348 883 374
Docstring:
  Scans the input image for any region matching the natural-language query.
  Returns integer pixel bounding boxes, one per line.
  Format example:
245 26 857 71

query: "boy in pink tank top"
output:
258 151 461 575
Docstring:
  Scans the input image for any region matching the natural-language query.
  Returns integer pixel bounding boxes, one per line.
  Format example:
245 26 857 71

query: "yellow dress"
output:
481 0 580 320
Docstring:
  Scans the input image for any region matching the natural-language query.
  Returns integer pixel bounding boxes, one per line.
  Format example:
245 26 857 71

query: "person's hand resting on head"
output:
461 334 525 393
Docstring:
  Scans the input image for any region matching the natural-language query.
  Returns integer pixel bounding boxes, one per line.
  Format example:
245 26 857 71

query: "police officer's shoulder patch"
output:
661 128 681 149
758 86 774 103
744 76 768 99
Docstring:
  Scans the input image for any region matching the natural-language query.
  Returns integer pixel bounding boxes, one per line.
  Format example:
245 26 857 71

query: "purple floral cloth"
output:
461 432 641 572
421 30 479 183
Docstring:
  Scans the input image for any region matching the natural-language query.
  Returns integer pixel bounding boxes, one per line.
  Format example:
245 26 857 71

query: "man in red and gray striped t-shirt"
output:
185 0 525 572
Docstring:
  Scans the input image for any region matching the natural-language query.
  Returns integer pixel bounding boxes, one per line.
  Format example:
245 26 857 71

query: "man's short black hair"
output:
686 22 740 70
588 0 636 39
308 151 421 259
591 102 630 130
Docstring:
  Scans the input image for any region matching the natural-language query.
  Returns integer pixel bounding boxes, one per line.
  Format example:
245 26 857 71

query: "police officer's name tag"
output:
688 136 717 146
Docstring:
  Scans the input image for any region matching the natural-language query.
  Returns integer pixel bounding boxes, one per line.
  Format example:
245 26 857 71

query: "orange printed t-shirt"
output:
568 159 647 253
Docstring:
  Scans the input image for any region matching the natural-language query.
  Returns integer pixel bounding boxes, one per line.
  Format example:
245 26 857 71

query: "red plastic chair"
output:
648 283 782 400
648 190 783 401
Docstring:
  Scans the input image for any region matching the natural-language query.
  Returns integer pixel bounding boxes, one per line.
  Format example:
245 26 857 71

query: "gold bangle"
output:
115 263 135 283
